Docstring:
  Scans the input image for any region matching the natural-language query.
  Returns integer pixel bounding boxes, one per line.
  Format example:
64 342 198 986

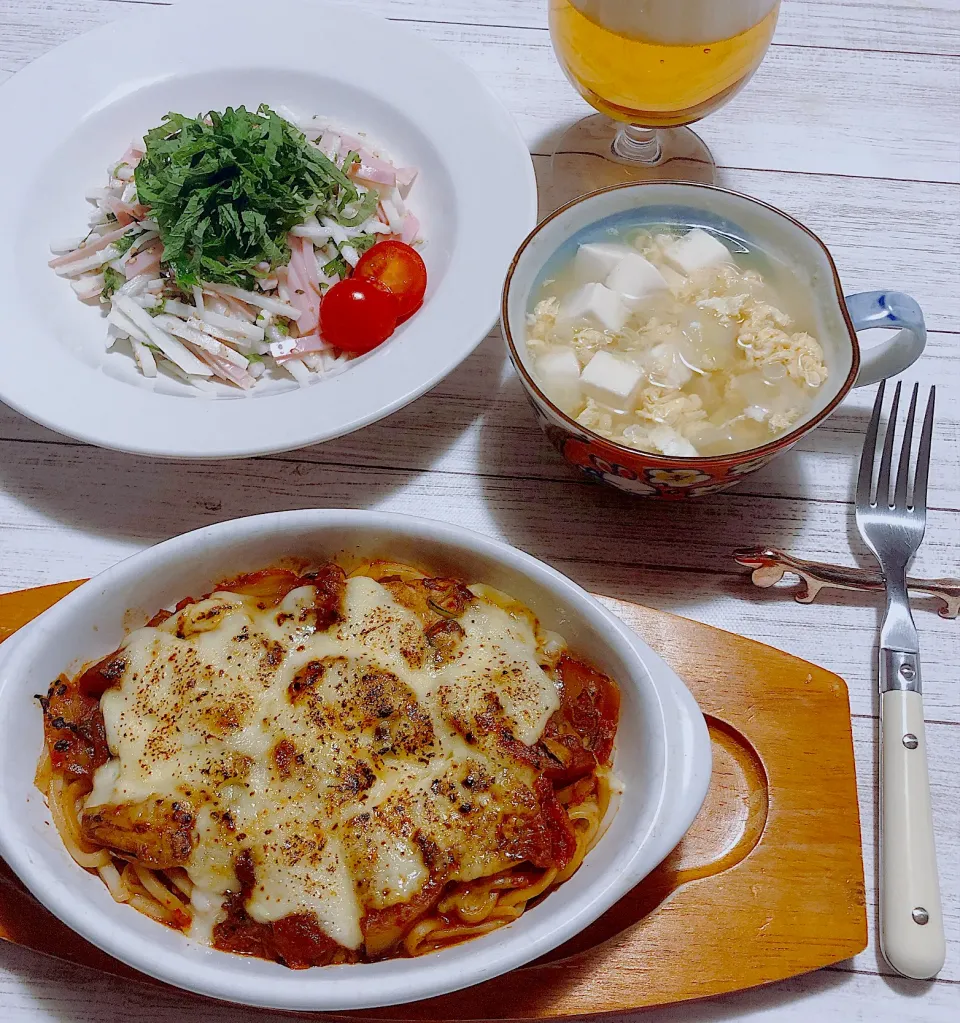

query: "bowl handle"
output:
846 291 927 388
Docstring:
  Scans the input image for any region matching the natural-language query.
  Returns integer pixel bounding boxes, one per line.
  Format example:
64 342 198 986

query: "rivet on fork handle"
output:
881 650 921 693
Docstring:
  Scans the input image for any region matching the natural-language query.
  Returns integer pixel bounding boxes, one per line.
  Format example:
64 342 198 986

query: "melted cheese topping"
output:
86 577 562 949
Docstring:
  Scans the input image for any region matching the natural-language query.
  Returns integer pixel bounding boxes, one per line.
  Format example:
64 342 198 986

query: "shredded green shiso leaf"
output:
101 265 125 299
113 233 136 256
134 104 369 288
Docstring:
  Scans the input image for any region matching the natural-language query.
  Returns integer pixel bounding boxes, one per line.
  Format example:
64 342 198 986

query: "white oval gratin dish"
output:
0 510 710 1011
0 0 536 458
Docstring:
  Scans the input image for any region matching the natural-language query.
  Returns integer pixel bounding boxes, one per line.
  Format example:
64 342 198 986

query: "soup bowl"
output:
501 182 927 498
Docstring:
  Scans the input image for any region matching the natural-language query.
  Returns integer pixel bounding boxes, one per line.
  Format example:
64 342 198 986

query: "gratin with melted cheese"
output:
37 561 620 967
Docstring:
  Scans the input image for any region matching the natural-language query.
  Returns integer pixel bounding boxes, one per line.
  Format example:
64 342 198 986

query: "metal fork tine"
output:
876 381 902 508
912 386 936 513
858 380 885 506
894 383 919 509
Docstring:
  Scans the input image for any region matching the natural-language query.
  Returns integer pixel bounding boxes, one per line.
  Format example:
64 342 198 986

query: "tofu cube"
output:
558 283 629 333
580 351 643 410
648 425 699 457
605 252 670 309
663 228 732 276
573 242 633 284
536 348 582 412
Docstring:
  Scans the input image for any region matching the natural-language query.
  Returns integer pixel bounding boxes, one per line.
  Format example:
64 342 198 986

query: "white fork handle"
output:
880 689 945 978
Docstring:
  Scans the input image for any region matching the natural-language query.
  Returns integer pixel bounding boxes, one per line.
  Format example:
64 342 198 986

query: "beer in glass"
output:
547 0 780 194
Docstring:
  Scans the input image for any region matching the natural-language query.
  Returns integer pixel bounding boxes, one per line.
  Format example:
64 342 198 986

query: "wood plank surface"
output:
1 2 959 182
5 0 960 57
0 0 957 1021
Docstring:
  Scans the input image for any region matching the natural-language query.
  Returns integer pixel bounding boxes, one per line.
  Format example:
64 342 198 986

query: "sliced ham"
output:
353 152 396 188
48 223 135 268
337 133 365 157
101 196 149 226
195 349 256 390
119 144 144 170
272 331 330 362
124 241 163 280
220 294 257 322
297 237 322 299
284 234 320 334
401 213 420 245
284 258 311 332
395 166 418 197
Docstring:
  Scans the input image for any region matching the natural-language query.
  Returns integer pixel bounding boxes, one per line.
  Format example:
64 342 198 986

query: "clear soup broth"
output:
525 222 828 458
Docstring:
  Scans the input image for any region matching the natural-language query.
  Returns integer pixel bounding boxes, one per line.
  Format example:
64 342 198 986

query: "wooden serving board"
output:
0 581 867 1019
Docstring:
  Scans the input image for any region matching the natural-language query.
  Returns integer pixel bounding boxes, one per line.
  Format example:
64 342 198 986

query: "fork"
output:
856 380 945 979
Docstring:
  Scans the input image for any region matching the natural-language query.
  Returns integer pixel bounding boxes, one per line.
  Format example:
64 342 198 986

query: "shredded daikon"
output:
51 111 422 391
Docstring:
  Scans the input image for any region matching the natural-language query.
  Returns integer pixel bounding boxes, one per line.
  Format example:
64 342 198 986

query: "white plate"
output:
0 0 536 458
0 510 711 1011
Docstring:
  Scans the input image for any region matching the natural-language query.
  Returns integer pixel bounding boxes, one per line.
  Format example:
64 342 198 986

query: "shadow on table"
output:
0 321 884 617
527 120 787 218
0 335 508 545
473 357 855 609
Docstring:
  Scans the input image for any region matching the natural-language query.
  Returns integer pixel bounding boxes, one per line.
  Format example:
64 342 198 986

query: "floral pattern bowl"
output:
500 182 927 498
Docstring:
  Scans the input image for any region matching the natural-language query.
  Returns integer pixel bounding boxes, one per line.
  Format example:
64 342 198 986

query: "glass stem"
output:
611 125 663 166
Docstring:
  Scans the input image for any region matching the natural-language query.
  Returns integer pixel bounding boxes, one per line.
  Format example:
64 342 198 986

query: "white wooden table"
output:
0 0 957 1019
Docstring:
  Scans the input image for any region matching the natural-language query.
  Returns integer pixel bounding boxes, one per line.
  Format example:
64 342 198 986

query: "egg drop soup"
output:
525 224 829 458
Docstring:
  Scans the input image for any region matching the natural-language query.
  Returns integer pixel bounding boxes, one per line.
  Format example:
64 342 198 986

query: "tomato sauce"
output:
39 669 113 785
213 851 354 968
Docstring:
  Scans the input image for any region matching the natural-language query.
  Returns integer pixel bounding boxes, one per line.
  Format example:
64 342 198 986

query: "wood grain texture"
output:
0 0 957 1020
1 2 959 181
0 587 867 1018
6 0 960 57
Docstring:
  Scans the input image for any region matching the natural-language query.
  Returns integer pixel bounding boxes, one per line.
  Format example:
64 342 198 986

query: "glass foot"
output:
544 113 716 214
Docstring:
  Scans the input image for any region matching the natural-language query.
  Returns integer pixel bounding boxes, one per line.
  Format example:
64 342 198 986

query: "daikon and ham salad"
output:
49 105 421 393
525 226 828 458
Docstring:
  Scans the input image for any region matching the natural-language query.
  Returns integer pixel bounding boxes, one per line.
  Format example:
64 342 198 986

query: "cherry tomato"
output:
354 240 427 321
319 279 399 354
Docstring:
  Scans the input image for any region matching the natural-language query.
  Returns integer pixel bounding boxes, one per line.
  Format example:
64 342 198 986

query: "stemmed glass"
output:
547 0 780 203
